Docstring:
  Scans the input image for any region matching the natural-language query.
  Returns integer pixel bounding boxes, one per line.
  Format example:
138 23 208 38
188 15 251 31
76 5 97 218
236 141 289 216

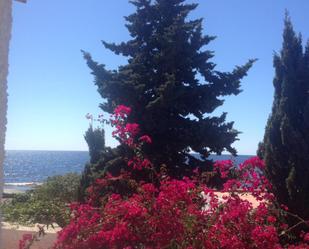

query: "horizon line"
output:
5 149 89 152
5 149 254 156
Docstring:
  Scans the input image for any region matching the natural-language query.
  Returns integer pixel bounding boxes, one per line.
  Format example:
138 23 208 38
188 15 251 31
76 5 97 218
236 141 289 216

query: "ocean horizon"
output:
4 150 89 191
3 150 254 191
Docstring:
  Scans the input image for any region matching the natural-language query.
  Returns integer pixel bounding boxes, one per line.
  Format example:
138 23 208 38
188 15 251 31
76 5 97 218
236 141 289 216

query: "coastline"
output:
3 187 26 195
2 186 27 200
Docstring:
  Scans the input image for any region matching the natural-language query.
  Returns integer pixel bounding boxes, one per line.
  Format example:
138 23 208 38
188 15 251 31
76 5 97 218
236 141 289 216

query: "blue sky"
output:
5 0 309 155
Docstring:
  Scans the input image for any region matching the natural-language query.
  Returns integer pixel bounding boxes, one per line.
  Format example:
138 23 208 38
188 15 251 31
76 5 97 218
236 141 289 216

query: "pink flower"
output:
56 106 307 249
19 234 33 249
139 135 152 144
304 233 309 243
125 123 140 136
128 157 151 170
267 216 277 223
114 105 131 116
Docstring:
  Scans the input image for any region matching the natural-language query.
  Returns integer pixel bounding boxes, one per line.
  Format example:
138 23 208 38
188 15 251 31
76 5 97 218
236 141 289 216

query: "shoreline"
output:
3 187 26 195
3 182 42 193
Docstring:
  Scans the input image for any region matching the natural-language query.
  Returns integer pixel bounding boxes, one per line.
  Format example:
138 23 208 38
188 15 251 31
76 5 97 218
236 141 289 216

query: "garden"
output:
4 0 309 248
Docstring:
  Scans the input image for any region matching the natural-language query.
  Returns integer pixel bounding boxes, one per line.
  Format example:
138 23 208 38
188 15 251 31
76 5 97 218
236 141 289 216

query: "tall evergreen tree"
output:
83 0 254 178
78 124 106 200
84 125 105 164
259 15 309 221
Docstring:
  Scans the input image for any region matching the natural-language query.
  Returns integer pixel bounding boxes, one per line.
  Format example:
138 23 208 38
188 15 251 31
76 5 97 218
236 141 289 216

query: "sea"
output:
3 150 253 191
4 150 89 191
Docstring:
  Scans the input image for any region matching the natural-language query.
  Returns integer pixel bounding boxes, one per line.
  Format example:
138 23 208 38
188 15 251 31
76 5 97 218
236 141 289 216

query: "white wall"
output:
0 0 12 246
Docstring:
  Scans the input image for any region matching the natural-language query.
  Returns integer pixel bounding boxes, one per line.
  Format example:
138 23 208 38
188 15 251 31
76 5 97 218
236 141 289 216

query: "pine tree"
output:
82 0 254 178
260 15 309 221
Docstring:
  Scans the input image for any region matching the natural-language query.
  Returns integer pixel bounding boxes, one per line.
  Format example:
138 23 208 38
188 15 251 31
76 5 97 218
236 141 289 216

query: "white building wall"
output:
0 0 12 246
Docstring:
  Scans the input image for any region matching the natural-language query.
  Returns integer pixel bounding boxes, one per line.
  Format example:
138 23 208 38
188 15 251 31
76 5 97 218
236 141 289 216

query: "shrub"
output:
1 173 80 227
54 159 309 249
20 105 309 249
50 106 309 249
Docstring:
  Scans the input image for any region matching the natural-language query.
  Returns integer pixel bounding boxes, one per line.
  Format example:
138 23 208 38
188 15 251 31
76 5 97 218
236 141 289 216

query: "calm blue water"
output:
3 150 252 190
209 154 252 165
4 150 89 190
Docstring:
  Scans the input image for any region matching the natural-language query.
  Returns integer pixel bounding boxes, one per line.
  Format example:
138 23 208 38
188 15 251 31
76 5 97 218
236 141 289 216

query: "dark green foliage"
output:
1 173 80 227
259 15 309 221
82 0 254 181
35 173 80 203
78 146 128 200
257 142 265 159
84 125 105 164
78 125 107 199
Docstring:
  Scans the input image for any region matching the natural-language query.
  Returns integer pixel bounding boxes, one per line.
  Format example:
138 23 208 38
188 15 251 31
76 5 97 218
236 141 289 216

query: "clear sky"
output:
5 0 309 155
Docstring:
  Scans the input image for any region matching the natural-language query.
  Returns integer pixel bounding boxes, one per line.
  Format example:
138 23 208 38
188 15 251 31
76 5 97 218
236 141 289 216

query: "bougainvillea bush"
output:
20 106 309 249
51 163 309 249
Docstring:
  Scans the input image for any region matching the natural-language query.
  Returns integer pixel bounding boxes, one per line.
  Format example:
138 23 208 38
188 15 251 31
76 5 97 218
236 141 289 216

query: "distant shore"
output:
3 187 26 195
3 182 40 194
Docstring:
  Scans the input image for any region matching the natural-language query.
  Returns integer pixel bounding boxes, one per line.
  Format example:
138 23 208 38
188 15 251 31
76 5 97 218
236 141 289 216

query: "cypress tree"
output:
82 0 254 180
260 15 309 221
84 125 105 164
78 125 106 200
